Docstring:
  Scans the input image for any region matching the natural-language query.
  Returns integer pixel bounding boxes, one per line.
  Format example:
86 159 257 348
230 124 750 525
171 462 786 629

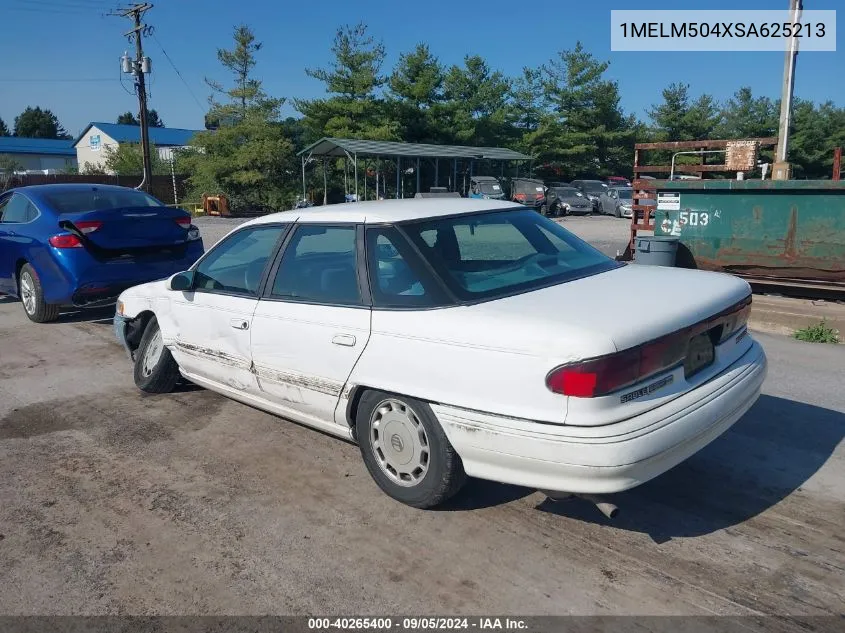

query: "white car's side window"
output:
365 227 446 308
270 225 362 306
193 225 285 296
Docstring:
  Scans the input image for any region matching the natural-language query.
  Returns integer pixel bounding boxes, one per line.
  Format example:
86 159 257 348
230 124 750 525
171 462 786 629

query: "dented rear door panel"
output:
250 300 371 428
168 293 260 393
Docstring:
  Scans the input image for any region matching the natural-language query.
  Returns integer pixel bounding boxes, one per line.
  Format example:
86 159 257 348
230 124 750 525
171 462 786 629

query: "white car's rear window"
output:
402 209 618 301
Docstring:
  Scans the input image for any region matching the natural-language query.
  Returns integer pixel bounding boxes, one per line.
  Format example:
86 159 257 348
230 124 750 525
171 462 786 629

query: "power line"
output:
7 6 93 15
13 0 114 6
0 78 114 83
9 0 104 11
151 32 206 114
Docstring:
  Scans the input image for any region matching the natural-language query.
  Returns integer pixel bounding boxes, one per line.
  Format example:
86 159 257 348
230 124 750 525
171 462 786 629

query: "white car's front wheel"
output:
356 391 466 508
133 316 181 394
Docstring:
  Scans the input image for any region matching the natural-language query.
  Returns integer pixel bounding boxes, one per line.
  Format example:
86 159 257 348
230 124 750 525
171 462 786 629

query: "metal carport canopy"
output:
297 137 531 161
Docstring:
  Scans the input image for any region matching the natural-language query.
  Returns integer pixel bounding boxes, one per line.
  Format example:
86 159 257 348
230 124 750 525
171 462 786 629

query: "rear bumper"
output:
42 241 203 306
433 341 767 494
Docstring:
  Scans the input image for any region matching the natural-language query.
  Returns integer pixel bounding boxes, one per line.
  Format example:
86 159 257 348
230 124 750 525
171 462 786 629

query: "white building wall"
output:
0 153 76 171
75 127 121 173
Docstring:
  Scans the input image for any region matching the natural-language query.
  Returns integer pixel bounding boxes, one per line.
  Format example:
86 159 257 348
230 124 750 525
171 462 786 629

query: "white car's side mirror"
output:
167 271 195 292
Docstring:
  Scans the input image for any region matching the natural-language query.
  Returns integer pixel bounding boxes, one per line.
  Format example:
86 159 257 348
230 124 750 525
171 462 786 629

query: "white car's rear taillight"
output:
546 296 752 398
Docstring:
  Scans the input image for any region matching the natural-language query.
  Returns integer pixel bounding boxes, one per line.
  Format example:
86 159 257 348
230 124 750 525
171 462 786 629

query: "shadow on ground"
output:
441 395 843 542
536 394 843 541
0 296 114 325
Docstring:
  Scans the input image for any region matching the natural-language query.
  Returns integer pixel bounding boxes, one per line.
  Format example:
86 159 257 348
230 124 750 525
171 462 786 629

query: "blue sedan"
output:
0 184 205 322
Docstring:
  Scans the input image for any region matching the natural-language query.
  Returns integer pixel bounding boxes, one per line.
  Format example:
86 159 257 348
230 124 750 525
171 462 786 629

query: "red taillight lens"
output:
547 367 598 398
49 234 83 248
174 216 191 228
546 296 752 398
546 340 681 398
514 193 526 201
75 220 102 234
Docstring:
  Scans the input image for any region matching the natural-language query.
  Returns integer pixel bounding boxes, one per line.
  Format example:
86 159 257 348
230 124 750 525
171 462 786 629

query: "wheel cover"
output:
141 329 163 377
369 398 430 487
20 273 36 315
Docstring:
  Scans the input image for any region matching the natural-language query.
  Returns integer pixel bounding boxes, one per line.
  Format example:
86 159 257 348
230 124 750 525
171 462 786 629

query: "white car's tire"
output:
356 390 466 508
133 316 180 394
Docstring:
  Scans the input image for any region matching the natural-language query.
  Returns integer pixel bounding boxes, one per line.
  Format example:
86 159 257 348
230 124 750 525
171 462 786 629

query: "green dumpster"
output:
650 179 845 285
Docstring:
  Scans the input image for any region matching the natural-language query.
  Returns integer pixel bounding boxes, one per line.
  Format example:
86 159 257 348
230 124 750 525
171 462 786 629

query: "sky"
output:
0 0 842 138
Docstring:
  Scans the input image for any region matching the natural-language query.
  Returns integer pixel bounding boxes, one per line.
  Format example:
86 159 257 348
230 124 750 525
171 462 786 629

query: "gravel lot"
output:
0 209 842 619
193 213 634 256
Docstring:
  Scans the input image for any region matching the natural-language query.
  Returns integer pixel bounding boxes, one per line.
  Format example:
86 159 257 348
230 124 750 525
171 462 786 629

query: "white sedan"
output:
114 199 767 509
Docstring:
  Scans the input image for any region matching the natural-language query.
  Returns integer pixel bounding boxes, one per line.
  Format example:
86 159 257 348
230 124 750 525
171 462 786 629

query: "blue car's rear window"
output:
42 189 164 213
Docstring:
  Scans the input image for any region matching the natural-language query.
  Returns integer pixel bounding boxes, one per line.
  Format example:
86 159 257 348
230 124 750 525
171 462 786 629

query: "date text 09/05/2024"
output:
307 618 529 630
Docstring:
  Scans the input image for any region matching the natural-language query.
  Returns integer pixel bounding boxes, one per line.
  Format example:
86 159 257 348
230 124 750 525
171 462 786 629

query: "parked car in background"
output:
545 181 570 188
510 178 546 214
570 179 608 212
546 186 593 216
598 187 634 218
606 176 631 188
115 198 766 510
599 187 658 219
0 184 204 323
468 176 505 200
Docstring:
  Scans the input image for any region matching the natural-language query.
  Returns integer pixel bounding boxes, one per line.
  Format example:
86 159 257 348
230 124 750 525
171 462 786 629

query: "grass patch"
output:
793 320 840 344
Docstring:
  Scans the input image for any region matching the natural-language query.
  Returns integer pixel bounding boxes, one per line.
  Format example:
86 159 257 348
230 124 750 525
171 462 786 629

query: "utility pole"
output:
773 0 802 180
116 3 154 191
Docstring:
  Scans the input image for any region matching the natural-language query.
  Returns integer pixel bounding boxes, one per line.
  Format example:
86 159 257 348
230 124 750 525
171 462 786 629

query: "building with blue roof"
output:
0 137 77 173
73 122 203 173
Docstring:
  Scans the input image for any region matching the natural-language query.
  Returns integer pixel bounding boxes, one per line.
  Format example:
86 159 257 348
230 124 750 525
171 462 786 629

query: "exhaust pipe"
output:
540 491 619 520
576 494 619 520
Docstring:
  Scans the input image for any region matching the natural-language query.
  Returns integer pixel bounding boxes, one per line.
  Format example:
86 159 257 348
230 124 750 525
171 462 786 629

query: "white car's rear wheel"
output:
356 391 466 508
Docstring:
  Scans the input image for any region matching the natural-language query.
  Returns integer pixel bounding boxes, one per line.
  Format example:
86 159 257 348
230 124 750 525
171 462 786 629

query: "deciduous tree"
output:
102 142 169 176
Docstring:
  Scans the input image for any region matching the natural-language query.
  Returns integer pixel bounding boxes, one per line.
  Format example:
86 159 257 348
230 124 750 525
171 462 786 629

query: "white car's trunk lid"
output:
473 264 751 352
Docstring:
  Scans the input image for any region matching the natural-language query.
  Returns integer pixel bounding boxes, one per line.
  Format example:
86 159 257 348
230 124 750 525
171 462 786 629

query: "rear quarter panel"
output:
349 308 595 424
0 207 67 299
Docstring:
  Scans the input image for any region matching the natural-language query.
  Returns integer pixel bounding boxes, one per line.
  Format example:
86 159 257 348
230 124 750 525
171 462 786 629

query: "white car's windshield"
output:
402 209 618 300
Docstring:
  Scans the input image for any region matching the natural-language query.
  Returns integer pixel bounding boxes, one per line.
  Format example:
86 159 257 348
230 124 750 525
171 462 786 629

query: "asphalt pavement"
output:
1 210 842 618
0 289 842 616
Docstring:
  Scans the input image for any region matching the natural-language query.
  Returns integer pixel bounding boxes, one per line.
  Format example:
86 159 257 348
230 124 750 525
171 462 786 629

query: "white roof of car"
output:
244 198 522 226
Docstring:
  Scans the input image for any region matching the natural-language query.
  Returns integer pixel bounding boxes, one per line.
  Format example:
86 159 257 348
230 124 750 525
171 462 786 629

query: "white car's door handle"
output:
230 318 249 330
332 334 356 347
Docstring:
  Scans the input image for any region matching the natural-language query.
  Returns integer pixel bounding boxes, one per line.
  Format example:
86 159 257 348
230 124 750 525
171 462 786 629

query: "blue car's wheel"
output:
19 264 59 324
